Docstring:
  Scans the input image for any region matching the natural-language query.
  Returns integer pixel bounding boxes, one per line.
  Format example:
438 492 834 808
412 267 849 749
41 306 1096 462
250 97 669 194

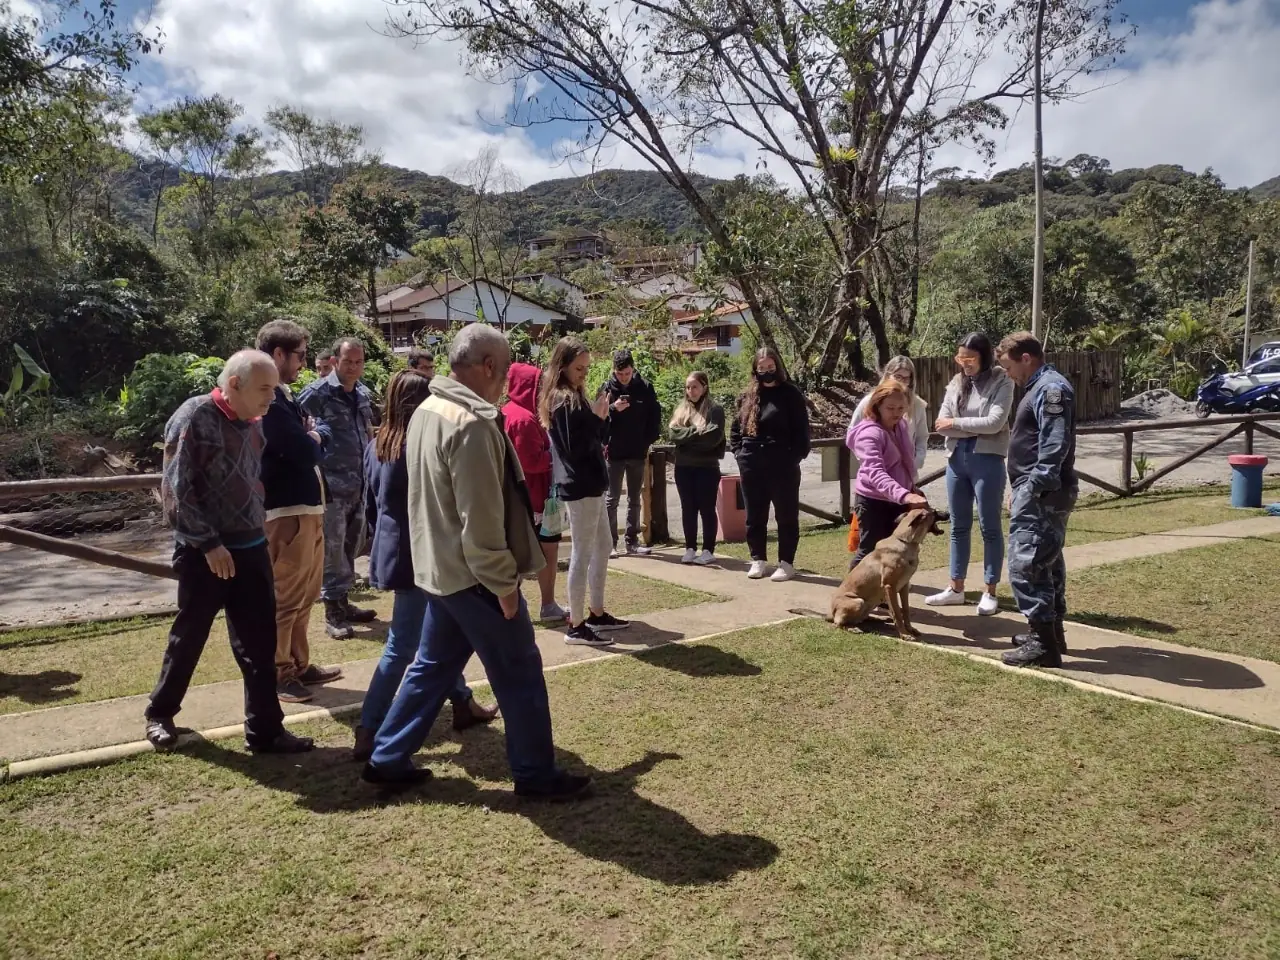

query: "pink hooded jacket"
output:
848 416 916 504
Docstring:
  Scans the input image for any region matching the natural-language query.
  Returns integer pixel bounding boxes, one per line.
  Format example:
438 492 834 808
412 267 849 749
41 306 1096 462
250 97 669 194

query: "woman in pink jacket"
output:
847 380 929 570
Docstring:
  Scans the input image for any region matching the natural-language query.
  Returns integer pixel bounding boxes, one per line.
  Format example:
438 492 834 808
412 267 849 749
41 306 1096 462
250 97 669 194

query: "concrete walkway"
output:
4 516 1279 772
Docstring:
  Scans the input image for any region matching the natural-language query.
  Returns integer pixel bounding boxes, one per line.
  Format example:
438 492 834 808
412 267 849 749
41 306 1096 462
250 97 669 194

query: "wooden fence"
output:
912 348 1123 424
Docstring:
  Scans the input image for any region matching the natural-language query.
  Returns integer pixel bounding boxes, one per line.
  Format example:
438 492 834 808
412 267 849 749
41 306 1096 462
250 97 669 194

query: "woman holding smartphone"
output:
541 337 631 648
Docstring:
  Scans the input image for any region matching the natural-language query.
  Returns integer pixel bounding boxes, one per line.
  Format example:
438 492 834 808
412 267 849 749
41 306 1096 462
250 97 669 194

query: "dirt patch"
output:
808 380 873 436
1120 388 1195 420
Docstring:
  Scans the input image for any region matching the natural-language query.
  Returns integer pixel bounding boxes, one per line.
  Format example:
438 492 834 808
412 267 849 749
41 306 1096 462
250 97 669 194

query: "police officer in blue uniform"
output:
299 337 378 639
997 332 1077 668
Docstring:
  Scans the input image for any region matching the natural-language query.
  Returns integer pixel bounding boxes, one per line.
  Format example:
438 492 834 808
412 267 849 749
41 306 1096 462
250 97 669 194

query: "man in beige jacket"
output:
361 324 591 801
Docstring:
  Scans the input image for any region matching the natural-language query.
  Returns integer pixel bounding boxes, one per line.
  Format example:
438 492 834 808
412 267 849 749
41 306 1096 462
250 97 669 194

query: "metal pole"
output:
1031 0 1046 341
1243 238 1256 367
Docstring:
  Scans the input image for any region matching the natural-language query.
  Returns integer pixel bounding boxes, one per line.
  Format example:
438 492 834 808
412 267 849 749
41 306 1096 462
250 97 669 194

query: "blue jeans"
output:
359 588 472 733
945 439 1007 585
369 586 558 786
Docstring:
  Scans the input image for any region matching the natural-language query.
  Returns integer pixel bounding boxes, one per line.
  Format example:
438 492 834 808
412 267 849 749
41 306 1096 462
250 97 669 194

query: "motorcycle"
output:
1195 371 1280 418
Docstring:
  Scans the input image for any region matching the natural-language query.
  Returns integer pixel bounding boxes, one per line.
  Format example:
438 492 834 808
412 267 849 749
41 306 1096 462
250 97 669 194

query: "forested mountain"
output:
109 162 718 243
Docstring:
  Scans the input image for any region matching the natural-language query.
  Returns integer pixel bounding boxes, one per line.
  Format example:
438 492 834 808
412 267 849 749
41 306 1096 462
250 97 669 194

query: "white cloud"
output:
136 0 566 185
937 0 1280 187
135 0 1280 189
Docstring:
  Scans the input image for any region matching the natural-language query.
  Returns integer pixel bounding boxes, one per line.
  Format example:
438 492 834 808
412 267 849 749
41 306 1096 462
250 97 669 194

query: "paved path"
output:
3 516 1279 771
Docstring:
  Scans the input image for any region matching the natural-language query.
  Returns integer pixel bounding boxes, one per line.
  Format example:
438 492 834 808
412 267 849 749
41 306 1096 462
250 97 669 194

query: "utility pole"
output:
1031 0 1046 342
1242 238 1256 367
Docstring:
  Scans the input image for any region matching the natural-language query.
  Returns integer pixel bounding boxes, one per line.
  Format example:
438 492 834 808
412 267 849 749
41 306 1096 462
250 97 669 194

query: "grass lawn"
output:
2 619 1279 959
1066 534 1280 664
716 484 1271 580
0 572 715 715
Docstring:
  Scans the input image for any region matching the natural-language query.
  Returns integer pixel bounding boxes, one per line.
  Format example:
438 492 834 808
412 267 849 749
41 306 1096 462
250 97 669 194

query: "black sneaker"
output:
343 597 377 624
361 763 433 791
145 718 179 751
276 679 314 704
246 729 315 754
515 772 593 802
324 599 353 640
564 623 614 647
586 612 631 631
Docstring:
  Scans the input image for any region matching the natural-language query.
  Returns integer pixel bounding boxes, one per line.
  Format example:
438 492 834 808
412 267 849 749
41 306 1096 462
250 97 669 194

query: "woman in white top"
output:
848 356 930 474
926 333 1015 616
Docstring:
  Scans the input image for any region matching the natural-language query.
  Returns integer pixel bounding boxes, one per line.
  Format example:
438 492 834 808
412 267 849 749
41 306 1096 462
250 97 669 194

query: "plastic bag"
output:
540 486 567 538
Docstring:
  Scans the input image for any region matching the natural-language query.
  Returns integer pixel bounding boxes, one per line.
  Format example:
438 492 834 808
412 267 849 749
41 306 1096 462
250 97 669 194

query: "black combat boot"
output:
1002 620 1061 668
324 599 353 640
1012 617 1067 654
343 595 377 624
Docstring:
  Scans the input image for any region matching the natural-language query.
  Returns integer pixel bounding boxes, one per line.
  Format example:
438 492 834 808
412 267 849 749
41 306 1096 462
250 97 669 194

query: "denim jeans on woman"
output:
359 587 472 733
945 437 1006 585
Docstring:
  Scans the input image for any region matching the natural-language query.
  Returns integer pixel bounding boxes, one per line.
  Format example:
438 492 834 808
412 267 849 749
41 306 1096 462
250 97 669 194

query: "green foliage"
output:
115 353 226 451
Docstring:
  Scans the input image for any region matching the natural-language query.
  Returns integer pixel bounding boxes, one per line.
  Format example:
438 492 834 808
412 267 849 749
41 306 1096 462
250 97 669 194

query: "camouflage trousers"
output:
1007 483 1076 624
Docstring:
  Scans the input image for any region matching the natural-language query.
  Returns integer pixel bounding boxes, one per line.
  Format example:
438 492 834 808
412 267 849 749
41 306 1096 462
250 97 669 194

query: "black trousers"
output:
740 459 801 564
146 542 285 746
675 465 721 552
849 495 909 570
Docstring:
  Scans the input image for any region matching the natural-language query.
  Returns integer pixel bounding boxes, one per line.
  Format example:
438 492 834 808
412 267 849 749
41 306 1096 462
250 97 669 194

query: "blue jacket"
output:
261 385 328 511
1008 364 1078 495
298 372 375 502
363 442 416 591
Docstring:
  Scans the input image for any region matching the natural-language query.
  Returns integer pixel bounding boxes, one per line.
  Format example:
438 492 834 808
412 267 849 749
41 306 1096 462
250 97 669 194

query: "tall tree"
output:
284 181 417 316
265 106 378 208
388 0 1128 377
0 0 156 178
447 146 527 325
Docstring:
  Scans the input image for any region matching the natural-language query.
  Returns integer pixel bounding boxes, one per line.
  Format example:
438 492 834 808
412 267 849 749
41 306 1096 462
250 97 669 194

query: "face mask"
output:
756 371 778 385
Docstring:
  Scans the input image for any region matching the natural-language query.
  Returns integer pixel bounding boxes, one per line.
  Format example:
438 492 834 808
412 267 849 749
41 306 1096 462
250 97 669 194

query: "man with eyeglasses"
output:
256 319 344 703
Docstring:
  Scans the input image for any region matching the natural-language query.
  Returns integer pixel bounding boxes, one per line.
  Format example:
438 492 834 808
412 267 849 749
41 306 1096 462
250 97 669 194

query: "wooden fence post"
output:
647 449 669 544
1121 430 1133 495
837 444 852 522
1245 420 1255 455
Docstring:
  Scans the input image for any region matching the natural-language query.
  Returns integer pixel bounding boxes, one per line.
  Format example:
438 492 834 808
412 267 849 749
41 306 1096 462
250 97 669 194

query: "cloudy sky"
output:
99 0 1280 188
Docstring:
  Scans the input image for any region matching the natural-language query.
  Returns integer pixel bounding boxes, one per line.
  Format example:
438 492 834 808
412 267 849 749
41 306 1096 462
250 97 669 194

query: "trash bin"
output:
1228 454 1268 508
717 475 747 542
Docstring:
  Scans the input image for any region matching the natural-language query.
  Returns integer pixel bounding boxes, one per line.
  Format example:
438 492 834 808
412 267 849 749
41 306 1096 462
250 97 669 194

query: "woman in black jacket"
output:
669 370 726 564
353 370 497 761
731 346 811 582
540 337 630 648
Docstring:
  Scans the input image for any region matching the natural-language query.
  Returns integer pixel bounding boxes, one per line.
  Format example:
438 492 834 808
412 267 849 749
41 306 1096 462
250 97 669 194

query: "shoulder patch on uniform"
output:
1045 387 1062 404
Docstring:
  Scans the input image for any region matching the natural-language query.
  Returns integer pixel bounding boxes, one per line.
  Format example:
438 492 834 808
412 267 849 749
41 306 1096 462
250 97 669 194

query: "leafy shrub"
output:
116 353 226 453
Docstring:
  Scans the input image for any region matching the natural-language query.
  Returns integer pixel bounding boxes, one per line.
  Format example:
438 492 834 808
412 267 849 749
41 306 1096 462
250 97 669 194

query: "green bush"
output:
115 353 226 453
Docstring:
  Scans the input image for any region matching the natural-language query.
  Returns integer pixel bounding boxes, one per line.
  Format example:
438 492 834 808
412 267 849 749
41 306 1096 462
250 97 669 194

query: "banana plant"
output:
0 345 52 421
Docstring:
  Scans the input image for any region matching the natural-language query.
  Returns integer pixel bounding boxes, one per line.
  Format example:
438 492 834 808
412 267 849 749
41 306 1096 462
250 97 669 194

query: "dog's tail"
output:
788 607 832 622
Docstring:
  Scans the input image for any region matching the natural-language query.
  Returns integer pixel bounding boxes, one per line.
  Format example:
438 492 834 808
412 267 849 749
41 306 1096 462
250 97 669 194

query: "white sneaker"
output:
770 561 796 583
631 544 652 556
925 587 966 607
681 548 697 564
747 560 767 580
609 547 619 560
538 601 568 622
694 550 716 566
977 593 999 616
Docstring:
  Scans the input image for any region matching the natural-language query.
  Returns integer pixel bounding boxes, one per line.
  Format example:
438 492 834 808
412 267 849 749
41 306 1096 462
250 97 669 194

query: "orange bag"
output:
846 512 860 552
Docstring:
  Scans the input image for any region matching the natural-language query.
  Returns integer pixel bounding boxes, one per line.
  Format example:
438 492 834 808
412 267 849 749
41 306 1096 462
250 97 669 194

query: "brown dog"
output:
830 506 944 640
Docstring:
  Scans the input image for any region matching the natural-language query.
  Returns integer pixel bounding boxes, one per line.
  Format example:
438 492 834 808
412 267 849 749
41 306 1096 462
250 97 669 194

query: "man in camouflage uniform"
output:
997 331 1078 668
299 338 378 638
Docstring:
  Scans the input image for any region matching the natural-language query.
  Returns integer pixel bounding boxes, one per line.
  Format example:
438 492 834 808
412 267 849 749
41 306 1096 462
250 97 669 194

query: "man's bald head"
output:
218 349 279 420
449 324 511 404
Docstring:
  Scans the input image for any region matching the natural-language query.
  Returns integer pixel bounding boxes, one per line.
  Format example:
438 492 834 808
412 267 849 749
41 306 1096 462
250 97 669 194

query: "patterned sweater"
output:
161 392 267 551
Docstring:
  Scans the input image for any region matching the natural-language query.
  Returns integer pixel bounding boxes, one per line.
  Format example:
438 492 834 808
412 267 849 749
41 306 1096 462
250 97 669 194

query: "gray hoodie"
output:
936 367 1015 458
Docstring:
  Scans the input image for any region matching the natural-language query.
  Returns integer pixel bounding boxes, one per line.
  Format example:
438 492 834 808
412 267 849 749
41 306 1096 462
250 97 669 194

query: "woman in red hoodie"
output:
503 362 568 622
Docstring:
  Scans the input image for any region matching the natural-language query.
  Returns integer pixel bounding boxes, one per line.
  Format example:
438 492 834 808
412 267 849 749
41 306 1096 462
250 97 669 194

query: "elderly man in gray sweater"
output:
144 350 314 755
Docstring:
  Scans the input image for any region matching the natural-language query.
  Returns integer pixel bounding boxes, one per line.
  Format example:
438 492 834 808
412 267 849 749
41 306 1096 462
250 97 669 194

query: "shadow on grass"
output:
194 727 780 887
635 643 762 677
0 668 81 705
